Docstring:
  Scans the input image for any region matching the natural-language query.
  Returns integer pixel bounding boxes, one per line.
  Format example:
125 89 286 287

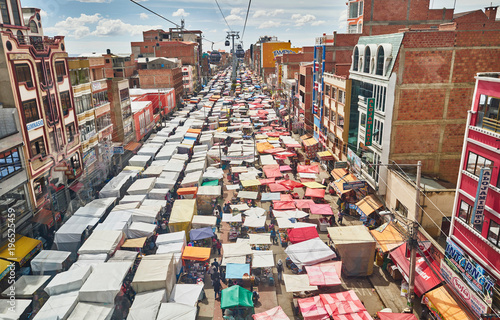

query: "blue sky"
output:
22 0 496 56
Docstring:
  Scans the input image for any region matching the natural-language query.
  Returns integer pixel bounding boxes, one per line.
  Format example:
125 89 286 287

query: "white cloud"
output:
91 19 161 37
253 9 284 18
172 9 190 17
311 20 326 26
225 14 243 23
139 13 149 20
76 0 111 2
338 8 347 32
291 13 319 26
230 8 244 15
39 9 48 18
258 21 281 29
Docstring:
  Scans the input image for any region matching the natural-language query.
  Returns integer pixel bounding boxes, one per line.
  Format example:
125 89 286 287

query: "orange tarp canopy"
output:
333 174 358 195
257 142 274 153
331 168 348 181
125 141 142 152
355 195 383 216
423 286 470 320
187 128 202 134
182 246 211 261
370 223 404 253
177 187 198 195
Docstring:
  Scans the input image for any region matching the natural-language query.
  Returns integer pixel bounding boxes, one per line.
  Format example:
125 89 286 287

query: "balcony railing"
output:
15 35 62 52
480 117 500 133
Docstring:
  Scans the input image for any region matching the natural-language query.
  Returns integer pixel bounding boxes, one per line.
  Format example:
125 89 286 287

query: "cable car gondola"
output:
235 48 245 59
209 51 221 64
225 40 230 46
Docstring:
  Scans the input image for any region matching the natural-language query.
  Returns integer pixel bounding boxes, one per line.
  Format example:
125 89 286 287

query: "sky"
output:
21 0 497 56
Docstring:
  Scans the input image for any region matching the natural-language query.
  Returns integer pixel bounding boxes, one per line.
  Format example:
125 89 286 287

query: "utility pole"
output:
407 160 422 313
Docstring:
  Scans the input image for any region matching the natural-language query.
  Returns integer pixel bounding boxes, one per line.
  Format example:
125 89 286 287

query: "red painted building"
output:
131 101 155 143
449 72 500 314
130 88 176 117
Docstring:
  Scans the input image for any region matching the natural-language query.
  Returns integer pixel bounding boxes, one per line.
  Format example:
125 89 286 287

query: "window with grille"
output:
0 148 22 180
15 64 33 88
60 91 71 116
22 99 39 123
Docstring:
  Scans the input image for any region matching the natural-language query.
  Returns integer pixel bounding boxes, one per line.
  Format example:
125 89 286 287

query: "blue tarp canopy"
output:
189 227 214 241
226 263 250 279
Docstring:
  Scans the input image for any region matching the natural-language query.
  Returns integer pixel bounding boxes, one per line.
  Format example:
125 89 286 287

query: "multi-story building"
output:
297 63 314 134
448 72 500 318
107 79 133 146
182 65 194 95
0 4 82 218
134 57 184 103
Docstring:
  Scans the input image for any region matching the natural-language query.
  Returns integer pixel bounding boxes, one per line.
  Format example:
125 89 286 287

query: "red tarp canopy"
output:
297 165 320 174
266 132 281 137
280 194 294 201
280 165 292 172
273 201 296 210
279 180 304 190
294 199 315 209
268 183 288 192
259 178 276 185
263 148 286 154
309 204 334 216
389 244 443 296
287 226 319 244
263 165 283 178
297 296 329 320
305 261 342 286
284 142 301 148
305 188 326 198
261 126 273 131
319 290 367 317
377 313 418 320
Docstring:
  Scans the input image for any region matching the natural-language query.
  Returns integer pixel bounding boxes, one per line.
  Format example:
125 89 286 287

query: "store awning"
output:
182 246 211 261
370 223 404 253
122 237 147 248
31 209 61 228
0 235 42 267
423 286 470 320
221 285 254 309
125 141 142 153
354 195 383 217
332 174 358 195
305 188 326 198
331 168 349 181
317 150 334 161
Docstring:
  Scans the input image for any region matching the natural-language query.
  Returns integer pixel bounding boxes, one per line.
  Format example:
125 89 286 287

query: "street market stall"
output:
222 242 253 266
226 263 252 287
285 238 336 269
169 199 197 236
220 285 254 319
192 215 217 229
223 213 243 241
196 185 222 214
189 227 215 247
33 290 79 320
305 261 342 287
181 246 211 284
66 302 114 320
44 265 92 296
252 306 290 320
248 233 272 250
287 226 319 244
127 289 167 320
78 261 132 303
127 177 157 195
370 222 405 269
0 235 42 267
0 299 31 320
169 284 204 307
422 286 470 320
297 295 329 320
319 290 371 319
77 230 125 257
251 250 274 284
30 250 71 275
1 275 50 299
131 253 176 295
156 302 197 320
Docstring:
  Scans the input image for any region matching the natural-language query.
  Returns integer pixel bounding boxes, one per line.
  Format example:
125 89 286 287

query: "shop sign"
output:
27 119 44 131
343 181 366 190
444 239 495 304
365 98 375 146
334 161 348 169
440 260 490 317
83 149 97 167
471 167 491 229
347 148 362 174
113 146 124 154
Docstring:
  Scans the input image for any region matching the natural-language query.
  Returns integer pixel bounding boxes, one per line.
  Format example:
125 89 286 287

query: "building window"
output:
324 107 329 120
353 47 359 71
338 114 345 130
139 113 145 135
488 220 500 247
33 176 47 201
325 85 331 97
29 20 38 33
30 137 46 157
466 151 493 176
60 91 71 116
93 91 108 107
119 88 129 101
476 94 500 133
15 64 33 88
36 62 45 86
338 90 345 104
458 200 482 232
45 62 52 84
330 111 336 123
70 68 90 86
66 123 75 143
360 113 366 128
395 200 408 218
364 47 371 73
55 61 66 82
0 148 22 180
0 0 10 25
22 99 39 123
10 0 20 25
70 154 80 170
349 1 359 18
376 47 385 76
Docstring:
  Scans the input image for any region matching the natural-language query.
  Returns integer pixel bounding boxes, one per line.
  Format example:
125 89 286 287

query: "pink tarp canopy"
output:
281 194 294 201
305 261 342 286
252 306 290 320
305 188 326 199
273 201 296 210
280 165 292 172
332 312 373 320
279 180 304 190
263 165 283 178
259 178 275 185
294 199 315 209
319 290 367 317
377 313 417 320
287 226 319 244
268 183 288 192
261 126 273 131
298 296 329 320
284 142 301 148
263 148 286 154
309 204 334 216
297 165 320 174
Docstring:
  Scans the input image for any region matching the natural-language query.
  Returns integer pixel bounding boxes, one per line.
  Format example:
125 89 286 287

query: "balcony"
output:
14 35 64 52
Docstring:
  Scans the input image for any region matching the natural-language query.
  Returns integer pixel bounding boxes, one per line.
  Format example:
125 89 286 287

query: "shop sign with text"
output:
471 167 491 228
365 98 375 146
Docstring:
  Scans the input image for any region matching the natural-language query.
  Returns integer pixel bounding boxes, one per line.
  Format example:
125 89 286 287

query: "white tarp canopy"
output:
138 146 160 157
159 171 180 181
33 290 79 320
197 185 221 196
0 299 31 320
2 275 50 299
155 178 176 189
127 178 157 195
237 191 258 200
230 204 249 211
283 274 318 293
251 250 274 268
156 303 196 320
163 159 185 173
101 210 133 226
191 215 217 228
86 197 116 211
185 161 205 174
127 289 167 320
243 207 266 217
31 250 71 274
260 154 278 166
112 203 140 211
109 250 138 262
261 193 281 201
249 233 271 245
100 171 136 198
141 199 167 209
127 222 156 239
180 170 203 187
276 218 316 230
120 194 146 205
274 210 309 219
45 265 92 296
143 166 164 177
243 216 266 228
148 188 169 200
73 206 107 220
222 213 242 223
94 220 128 233
77 230 124 256
285 238 336 268
131 254 176 295
169 284 203 307
156 231 187 246
78 261 132 304
129 155 151 167
156 146 177 161
203 168 224 180
67 302 114 320
222 242 252 266
117 208 159 224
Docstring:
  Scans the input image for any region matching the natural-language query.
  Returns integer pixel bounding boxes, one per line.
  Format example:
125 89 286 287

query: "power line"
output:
214 0 233 31
241 0 252 40
129 0 183 29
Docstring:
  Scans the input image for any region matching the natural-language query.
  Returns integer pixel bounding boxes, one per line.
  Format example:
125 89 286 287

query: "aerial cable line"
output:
214 0 233 31
130 0 183 29
241 0 252 40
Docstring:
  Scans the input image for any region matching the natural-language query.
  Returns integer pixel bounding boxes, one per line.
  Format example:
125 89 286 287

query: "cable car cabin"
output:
225 40 230 46
235 48 245 59
209 51 221 64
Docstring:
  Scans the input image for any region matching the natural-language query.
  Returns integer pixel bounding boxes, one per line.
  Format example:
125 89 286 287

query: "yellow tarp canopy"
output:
216 127 228 132
122 237 147 248
182 246 211 261
187 128 202 134
331 168 348 181
267 137 280 141
256 142 274 153
304 138 318 146
355 195 383 216
318 150 335 160
255 134 268 140
0 235 42 267
370 223 404 253
169 199 196 238
424 286 470 320
302 181 326 189
333 174 358 194
241 179 261 187
0 259 13 281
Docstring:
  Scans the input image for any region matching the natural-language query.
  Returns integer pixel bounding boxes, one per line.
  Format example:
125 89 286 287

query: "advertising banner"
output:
365 98 375 146
261 42 301 69
471 167 491 228
347 148 362 174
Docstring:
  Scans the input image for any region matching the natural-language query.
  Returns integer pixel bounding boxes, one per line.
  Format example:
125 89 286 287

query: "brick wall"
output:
397 89 446 121
402 50 453 84
447 88 474 119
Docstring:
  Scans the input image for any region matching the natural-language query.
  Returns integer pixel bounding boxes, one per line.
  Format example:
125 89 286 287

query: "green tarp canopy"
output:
202 180 219 186
220 285 254 309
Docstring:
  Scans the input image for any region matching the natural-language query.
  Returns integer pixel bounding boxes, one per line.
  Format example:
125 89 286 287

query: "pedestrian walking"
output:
338 211 344 225
270 228 277 245
277 259 284 283
211 258 220 272
213 278 222 300
216 215 221 232
216 240 222 255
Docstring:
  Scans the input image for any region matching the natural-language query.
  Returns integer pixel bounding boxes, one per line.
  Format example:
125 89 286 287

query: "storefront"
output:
181 246 211 284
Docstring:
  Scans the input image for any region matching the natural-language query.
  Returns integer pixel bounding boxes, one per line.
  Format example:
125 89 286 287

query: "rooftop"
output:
131 101 152 113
